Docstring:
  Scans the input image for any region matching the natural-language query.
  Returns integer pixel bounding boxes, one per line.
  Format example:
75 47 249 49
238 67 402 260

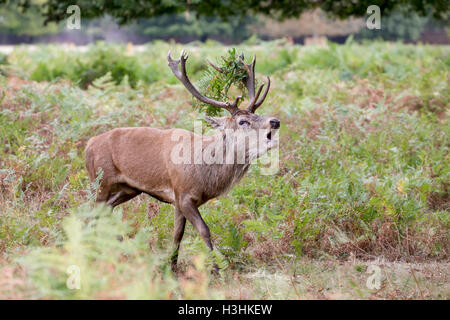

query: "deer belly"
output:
118 174 175 204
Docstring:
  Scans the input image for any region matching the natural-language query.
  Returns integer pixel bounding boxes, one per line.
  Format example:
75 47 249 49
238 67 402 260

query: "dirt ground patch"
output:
221 259 450 300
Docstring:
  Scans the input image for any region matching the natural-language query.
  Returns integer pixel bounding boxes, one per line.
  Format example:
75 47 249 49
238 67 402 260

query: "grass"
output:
0 40 448 299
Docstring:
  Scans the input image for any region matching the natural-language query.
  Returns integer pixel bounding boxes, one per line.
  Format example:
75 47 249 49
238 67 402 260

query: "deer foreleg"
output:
177 197 219 273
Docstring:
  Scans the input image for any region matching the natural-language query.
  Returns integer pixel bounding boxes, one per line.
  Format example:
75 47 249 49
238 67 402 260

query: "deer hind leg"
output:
177 197 219 273
106 183 142 208
170 208 186 273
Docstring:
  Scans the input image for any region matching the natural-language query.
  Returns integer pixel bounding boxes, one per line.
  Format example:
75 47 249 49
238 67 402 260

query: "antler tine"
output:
167 50 240 115
240 54 269 112
206 58 223 73
247 76 271 113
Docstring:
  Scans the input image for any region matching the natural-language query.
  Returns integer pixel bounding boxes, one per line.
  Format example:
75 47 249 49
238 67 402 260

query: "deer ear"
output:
204 116 228 130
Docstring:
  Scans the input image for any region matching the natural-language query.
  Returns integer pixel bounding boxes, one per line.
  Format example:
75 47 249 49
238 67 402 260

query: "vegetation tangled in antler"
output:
195 48 252 116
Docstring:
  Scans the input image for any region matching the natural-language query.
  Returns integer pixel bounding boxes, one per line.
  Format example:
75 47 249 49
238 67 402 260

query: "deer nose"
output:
270 119 280 129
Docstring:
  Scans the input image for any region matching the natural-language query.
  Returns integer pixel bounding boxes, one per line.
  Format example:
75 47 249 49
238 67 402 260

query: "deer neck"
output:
196 131 251 199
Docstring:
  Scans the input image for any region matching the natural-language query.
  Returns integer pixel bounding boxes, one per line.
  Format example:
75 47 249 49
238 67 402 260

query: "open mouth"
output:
266 129 278 143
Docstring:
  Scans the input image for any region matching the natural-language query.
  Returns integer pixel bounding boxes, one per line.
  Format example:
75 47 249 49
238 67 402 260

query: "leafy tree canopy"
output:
0 0 59 36
0 0 448 25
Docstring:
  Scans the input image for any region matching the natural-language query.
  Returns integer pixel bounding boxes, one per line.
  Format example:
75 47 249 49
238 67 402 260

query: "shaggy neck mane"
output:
193 131 251 199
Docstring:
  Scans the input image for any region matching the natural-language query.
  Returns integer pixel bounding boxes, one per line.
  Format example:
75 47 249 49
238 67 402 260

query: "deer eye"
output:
239 120 250 126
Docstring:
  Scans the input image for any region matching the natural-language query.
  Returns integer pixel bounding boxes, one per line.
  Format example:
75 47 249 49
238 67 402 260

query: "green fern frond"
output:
194 48 249 116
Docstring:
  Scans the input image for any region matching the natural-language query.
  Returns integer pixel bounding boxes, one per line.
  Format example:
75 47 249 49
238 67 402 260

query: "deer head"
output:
167 50 280 162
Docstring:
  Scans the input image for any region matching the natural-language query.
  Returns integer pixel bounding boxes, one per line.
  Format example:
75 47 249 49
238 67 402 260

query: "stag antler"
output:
238 54 271 113
167 50 241 115
168 50 270 115
208 53 270 113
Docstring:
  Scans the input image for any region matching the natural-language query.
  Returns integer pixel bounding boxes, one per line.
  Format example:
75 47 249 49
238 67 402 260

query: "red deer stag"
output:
85 50 280 272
